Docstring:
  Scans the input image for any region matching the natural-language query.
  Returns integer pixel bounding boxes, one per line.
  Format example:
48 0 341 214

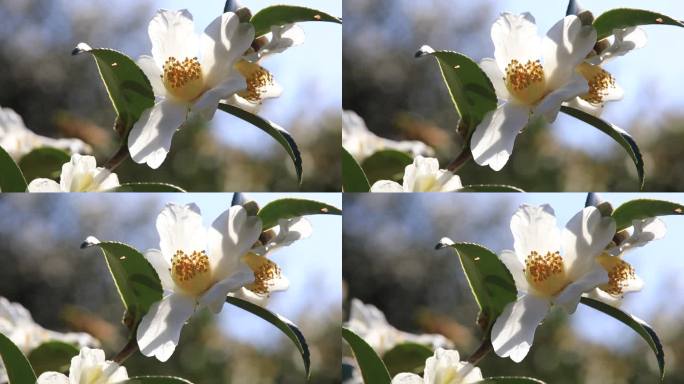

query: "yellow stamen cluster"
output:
247 258 282 295
161 57 204 101
582 69 616 104
601 259 636 296
524 250 567 296
504 59 546 104
170 250 212 295
242 66 275 103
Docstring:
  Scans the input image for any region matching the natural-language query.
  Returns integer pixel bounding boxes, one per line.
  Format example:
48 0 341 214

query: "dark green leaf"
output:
18 147 70 182
0 145 27 192
436 241 516 331
416 48 497 137
342 147 370 192
225 296 310 379
0 332 37 384
611 199 684 231
108 183 186 193
459 184 524 192
361 150 413 185
382 342 433 377
27 341 79 376
72 44 155 138
121 377 193 384
250 5 342 37
218 103 302 184
476 377 547 384
561 106 644 189
594 8 684 40
342 327 391 384
580 297 664 381
80 239 162 328
257 198 342 230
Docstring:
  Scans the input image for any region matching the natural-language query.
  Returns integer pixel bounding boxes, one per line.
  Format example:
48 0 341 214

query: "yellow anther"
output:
504 59 546 104
162 57 205 101
577 62 616 105
235 60 276 103
242 252 283 295
170 250 212 295
524 250 567 296
597 254 637 296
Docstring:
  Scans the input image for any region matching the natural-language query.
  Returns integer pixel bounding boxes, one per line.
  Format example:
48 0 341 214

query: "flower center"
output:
162 57 205 102
597 254 636 296
524 251 567 296
434 367 463 384
242 252 283 295
170 250 212 296
235 60 276 103
577 63 616 105
504 59 547 105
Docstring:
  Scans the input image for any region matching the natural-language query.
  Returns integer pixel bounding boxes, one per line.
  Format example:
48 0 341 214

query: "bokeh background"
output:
343 193 684 383
0 0 341 191
0 192 342 383
343 0 684 191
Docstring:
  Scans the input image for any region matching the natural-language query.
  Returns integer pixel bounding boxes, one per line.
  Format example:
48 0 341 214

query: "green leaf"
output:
436 241 516 331
594 8 684 40
459 184 525 192
561 106 644 189
217 104 302 184
580 297 664 381
80 239 162 328
27 341 79 376
121 377 194 384
342 327 391 384
611 199 684 231
382 342 433 377
361 150 413 185
415 47 497 137
225 296 310 379
342 147 370 192
257 198 342 230
250 5 342 37
72 44 155 138
18 147 70 182
0 332 37 384
476 377 547 384
108 183 186 192
0 145 28 192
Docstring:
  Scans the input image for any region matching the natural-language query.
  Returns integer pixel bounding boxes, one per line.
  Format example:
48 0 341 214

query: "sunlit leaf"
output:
121 377 194 384
257 198 342 230
342 147 370 192
594 8 684 40
459 184 524 192
611 199 684 231
250 5 342 37
108 183 186 193
476 377 547 383
382 342 433 377
361 150 412 185
0 145 27 192
18 147 70 182
0 332 37 384
27 341 79 376
342 327 391 384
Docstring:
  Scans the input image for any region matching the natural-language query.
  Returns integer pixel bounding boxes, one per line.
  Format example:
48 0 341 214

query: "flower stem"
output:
104 145 130 172
112 336 139 364
447 149 472 172
466 337 493 366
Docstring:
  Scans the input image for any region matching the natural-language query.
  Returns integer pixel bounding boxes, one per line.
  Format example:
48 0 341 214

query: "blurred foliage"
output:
0 0 340 192
343 0 684 191
0 195 341 383
342 194 684 383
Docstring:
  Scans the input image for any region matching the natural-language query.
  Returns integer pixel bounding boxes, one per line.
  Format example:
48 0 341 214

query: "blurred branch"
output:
446 149 472 172
466 336 492 366
112 335 139 364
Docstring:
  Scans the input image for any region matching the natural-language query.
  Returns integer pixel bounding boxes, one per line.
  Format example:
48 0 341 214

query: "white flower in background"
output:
371 156 462 193
233 216 312 303
0 106 91 161
128 9 254 169
136 203 261 362
36 347 127 384
491 204 615 362
345 299 452 355
0 297 99 383
391 348 483 384
590 217 665 303
27 154 119 192
566 27 647 116
471 13 597 171
343 111 434 162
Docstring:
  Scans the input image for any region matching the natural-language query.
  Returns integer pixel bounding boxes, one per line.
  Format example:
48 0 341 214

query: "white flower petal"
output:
148 9 199 68
252 24 306 60
258 217 312 255
201 12 255 88
554 264 608 313
144 249 174 291
27 178 61 192
391 373 423 384
128 100 187 169
491 294 550 363
137 55 166 97
156 203 207 263
435 171 463 192
561 206 616 278
564 97 604 117
619 217 666 252
37 372 69 384
471 102 529 171
543 15 597 90
136 293 195 362
599 27 647 63
190 76 244 121
500 249 530 294
510 204 561 263
370 180 405 193
199 266 255 313
532 73 588 122
491 12 541 70
207 206 262 281
480 58 510 100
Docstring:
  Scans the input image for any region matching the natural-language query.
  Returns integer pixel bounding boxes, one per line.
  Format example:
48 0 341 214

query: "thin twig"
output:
446 149 472 172
104 145 130 172
112 336 139 364
466 337 493 366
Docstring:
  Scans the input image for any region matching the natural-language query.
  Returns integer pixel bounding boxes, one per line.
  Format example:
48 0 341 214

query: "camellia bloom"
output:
391 348 483 384
343 111 434 162
345 298 452 355
370 156 463 193
128 9 254 169
136 203 261 362
472 13 597 171
27 154 120 192
0 106 90 161
36 347 127 384
491 204 615 362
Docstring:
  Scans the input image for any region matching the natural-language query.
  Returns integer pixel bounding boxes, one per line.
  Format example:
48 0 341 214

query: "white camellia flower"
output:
491 204 615 362
128 9 254 169
0 297 99 383
343 111 434 162
590 217 665 303
0 106 90 161
136 203 261 362
391 348 483 384
27 154 120 192
36 347 127 384
370 156 463 193
345 298 452 355
471 13 597 171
